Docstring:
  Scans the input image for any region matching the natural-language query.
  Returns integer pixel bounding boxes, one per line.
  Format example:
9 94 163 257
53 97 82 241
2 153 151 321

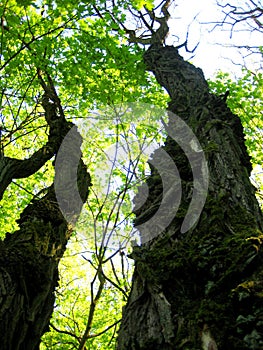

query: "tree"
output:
0 52 91 350
0 83 90 349
115 2 263 350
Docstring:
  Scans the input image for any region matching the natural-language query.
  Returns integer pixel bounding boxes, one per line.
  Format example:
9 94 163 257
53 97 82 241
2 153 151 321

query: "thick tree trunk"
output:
0 128 90 349
117 45 263 349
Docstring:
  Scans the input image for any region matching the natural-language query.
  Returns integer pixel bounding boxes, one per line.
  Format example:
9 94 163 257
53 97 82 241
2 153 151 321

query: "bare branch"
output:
215 0 263 34
50 323 81 342
88 319 121 339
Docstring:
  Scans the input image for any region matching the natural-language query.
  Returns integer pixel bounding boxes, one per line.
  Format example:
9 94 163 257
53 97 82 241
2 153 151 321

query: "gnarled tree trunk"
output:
0 79 91 349
0 152 90 350
117 45 263 349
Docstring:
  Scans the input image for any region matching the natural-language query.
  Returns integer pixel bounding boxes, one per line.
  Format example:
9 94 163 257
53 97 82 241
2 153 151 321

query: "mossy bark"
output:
117 45 263 349
0 129 90 349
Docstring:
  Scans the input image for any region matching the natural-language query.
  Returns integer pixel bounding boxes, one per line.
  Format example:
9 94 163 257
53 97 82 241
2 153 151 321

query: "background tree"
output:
0 15 91 347
41 104 168 349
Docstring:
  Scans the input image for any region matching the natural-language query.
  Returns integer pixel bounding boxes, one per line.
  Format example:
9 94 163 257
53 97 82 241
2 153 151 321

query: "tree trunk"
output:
0 127 90 349
117 45 263 349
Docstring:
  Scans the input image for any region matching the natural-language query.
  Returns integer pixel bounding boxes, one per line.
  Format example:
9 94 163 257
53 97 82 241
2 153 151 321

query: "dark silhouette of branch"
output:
215 0 263 34
92 0 172 46
50 323 81 341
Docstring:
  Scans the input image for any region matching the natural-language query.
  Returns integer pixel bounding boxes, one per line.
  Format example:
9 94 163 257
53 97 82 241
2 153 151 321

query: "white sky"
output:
167 0 262 78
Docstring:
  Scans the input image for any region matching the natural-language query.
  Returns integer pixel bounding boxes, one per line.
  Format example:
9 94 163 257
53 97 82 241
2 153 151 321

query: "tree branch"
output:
0 71 72 200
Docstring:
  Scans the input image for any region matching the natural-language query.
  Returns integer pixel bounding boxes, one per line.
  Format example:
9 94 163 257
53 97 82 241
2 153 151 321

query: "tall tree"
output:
0 1 92 348
116 2 263 350
0 70 91 348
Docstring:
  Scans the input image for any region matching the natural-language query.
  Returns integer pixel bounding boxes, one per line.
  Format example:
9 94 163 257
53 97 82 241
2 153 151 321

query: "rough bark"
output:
117 45 263 349
0 77 91 349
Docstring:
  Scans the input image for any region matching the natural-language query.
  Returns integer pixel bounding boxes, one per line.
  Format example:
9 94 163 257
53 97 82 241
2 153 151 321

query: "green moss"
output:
132 194 263 348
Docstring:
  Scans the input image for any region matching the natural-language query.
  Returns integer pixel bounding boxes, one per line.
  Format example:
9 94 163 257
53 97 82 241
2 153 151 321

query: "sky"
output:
166 0 262 79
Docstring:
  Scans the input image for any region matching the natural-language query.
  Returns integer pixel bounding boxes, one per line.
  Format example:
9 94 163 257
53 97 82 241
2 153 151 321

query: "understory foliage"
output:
209 71 263 206
0 0 262 348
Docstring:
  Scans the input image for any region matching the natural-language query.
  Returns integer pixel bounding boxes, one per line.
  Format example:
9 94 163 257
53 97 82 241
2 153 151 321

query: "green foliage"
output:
209 71 263 206
0 162 54 239
209 71 263 166
41 102 168 347
1 0 262 347
131 0 154 10
0 0 168 234
41 237 132 349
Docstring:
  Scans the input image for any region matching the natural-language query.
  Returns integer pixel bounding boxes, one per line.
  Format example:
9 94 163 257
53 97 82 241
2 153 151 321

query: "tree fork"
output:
117 45 263 350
